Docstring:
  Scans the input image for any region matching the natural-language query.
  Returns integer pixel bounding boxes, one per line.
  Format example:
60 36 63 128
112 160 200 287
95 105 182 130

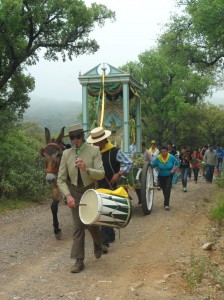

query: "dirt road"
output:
0 178 223 300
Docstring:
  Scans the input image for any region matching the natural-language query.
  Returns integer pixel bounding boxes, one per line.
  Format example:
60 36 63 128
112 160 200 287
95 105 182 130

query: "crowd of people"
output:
130 139 223 211
57 122 224 274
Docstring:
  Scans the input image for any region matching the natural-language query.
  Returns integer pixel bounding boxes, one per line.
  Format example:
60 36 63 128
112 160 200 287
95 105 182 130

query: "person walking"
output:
151 146 179 210
179 146 192 192
191 149 202 183
215 145 224 175
135 141 153 204
204 145 218 183
201 145 208 178
87 127 133 249
148 140 160 188
57 123 105 273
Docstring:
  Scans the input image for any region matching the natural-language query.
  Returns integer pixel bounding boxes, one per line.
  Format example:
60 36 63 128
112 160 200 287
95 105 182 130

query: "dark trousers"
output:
70 187 104 259
193 168 199 182
101 226 115 245
181 167 189 188
158 175 173 207
205 164 215 183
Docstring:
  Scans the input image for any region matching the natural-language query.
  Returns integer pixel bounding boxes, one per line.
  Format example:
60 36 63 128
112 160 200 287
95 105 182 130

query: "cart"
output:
119 161 154 215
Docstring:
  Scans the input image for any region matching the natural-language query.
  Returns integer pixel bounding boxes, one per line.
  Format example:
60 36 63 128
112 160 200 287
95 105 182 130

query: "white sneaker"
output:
184 188 187 192
165 206 170 210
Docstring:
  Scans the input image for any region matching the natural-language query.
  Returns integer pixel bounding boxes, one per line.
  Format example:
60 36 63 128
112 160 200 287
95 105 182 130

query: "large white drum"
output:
79 189 132 229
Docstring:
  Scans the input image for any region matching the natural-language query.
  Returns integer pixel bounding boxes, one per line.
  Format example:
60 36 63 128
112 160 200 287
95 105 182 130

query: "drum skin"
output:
79 189 132 228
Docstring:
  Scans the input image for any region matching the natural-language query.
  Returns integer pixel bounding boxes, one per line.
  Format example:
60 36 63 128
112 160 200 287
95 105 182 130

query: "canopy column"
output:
122 82 129 154
82 84 88 132
136 97 141 154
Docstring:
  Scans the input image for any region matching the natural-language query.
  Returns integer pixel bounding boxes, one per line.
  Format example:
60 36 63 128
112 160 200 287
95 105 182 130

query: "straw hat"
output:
87 127 111 144
67 123 84 135
151 140 156 144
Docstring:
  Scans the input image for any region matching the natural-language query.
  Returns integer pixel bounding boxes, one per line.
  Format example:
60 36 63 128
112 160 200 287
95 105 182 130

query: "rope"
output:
100 70 105 127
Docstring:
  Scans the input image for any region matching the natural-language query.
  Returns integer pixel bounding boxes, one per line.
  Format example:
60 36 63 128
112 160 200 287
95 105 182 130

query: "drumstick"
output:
76 203 87 206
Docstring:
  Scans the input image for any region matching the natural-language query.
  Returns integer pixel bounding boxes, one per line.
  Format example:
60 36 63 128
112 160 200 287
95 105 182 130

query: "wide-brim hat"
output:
87 127 111 144
67 123 84 135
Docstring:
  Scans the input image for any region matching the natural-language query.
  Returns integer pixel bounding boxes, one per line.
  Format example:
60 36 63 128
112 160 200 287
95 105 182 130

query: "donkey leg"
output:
51 200 62 240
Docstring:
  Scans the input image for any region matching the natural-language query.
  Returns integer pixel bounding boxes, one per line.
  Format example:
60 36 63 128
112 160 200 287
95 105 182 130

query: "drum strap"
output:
104 175 115 190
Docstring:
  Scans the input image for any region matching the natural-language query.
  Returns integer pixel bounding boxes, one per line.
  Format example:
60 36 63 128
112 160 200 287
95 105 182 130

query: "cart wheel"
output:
141 161 154 215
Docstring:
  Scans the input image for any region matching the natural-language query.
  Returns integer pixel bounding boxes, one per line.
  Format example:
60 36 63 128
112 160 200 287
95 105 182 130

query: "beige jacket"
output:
57 143 104 196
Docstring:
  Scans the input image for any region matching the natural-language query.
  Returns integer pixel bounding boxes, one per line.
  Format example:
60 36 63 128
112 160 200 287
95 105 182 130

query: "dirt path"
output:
0 177 223 300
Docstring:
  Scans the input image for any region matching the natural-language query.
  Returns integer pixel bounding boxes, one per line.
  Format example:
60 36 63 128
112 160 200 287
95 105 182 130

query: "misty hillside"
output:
23 96 82 134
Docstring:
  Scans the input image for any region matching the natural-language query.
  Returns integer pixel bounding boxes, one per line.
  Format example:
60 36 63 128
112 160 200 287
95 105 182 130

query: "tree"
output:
168 0 224 70
0 0 115 116
121 46 213 145
0 124 48 200
200 103 224 145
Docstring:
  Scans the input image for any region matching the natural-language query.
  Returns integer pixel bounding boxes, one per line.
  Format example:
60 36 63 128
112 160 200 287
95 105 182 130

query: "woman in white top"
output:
148 140 160 188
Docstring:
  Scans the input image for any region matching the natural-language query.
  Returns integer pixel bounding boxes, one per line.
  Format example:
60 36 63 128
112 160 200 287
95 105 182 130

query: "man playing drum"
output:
87 127 133 250
57 123 105 273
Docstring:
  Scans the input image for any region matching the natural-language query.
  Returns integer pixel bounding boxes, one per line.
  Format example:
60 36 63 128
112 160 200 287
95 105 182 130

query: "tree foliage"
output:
0 0 115 119
119 1 224 147
0 123 49 201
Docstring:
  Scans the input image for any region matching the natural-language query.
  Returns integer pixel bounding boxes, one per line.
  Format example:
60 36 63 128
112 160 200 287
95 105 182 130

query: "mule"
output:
40 127 65 240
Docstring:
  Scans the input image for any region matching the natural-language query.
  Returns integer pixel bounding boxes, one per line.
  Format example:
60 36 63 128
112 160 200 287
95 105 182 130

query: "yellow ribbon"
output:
100 70 105 127
157 153 170 164
149 147 158 153
100 141 115 154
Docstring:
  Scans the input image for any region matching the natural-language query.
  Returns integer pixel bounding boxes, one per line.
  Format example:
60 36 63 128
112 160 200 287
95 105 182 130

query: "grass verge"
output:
0 198 37 214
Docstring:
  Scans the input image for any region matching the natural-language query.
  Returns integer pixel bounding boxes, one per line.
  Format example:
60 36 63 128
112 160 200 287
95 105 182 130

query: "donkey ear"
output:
56 127 65 144
45 127 51 144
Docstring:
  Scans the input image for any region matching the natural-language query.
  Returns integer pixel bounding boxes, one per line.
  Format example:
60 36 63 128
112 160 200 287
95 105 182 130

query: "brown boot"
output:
94 242 102 259
71 258 84 273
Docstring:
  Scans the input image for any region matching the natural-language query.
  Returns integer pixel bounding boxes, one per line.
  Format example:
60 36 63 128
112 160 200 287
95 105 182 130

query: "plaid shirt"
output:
116 149 133 174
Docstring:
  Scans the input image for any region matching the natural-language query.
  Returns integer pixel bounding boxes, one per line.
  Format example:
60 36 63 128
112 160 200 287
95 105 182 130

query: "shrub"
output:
210 199 224 223
0 124 49 202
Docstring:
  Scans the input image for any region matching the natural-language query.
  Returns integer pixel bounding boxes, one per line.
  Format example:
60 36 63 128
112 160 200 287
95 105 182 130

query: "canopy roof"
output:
78 63 143 101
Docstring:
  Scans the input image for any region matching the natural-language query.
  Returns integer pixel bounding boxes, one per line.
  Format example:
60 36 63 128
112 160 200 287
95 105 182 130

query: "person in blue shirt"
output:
215 145 224 174
151 146 179 210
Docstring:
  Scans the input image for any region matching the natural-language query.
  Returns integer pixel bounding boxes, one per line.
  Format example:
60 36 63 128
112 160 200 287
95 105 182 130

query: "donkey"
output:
40 127 65 240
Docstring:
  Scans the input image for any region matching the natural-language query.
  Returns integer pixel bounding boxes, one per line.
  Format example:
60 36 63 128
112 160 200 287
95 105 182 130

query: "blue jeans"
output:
181 168 189 188
205 164 215 183
193 168 199 182
217 161 223 174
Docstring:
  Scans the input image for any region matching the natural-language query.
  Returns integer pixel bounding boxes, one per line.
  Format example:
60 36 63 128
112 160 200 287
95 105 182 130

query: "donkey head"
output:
40 127 65 184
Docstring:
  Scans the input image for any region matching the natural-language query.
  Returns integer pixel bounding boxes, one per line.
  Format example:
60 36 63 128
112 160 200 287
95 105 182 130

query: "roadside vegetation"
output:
183 176 224 294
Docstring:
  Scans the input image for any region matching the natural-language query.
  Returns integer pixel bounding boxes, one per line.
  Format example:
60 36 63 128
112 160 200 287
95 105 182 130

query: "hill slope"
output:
23 96 82 134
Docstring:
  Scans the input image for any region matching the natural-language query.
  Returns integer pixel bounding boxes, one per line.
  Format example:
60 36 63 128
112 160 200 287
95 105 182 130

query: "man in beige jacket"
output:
57 123 105 273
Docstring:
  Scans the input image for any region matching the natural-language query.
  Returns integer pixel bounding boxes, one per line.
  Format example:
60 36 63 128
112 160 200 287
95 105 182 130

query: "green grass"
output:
185 253 224 293
0 198 36 214
210 199 224 224
215 173 224 188
185 253 206 293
